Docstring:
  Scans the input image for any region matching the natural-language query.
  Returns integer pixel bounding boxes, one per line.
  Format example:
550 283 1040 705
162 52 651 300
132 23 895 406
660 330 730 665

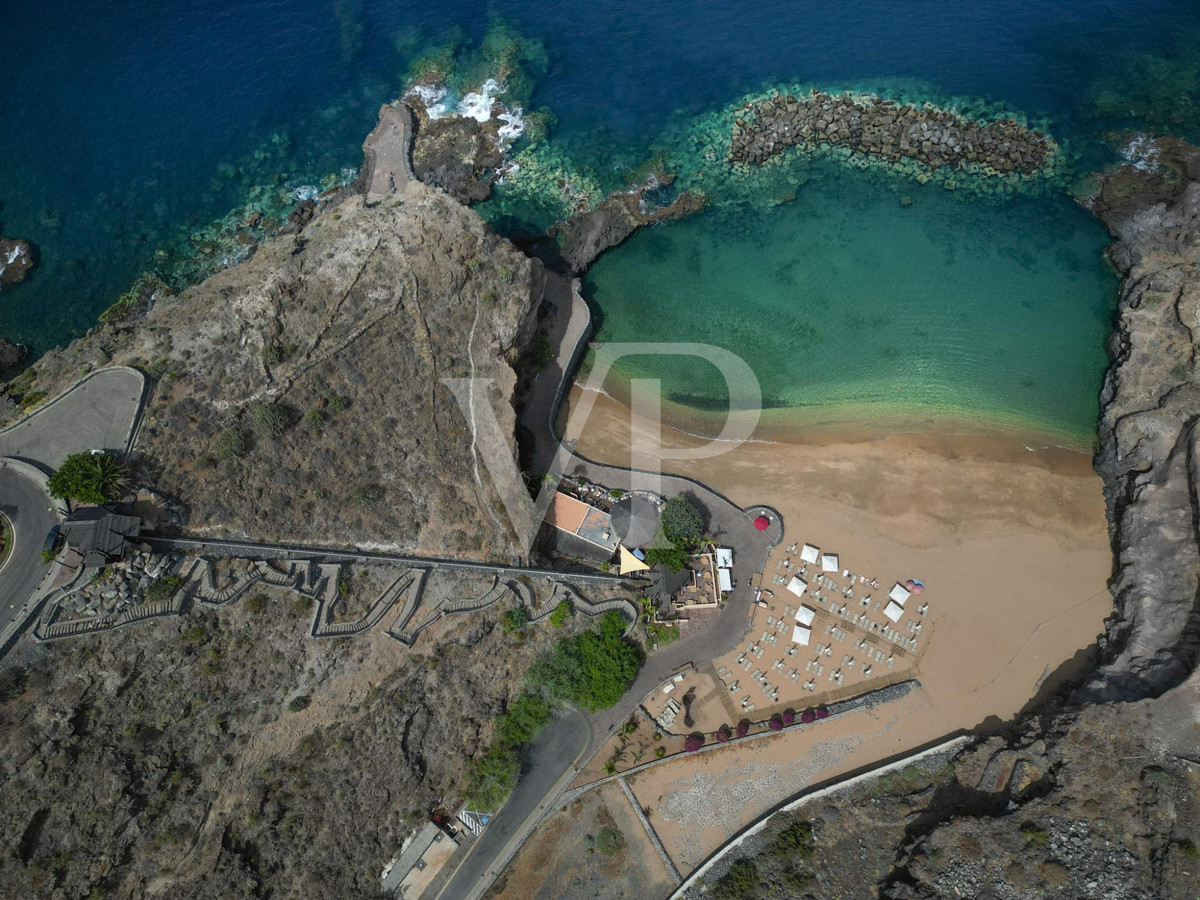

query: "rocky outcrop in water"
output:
1078 137 1200 701
0 236 35 288
552 174 707 274
729 90 1053 175
0 338 26 372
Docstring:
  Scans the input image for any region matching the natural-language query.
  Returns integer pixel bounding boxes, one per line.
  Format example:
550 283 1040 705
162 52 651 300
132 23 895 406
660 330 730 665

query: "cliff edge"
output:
1081 138 1200 701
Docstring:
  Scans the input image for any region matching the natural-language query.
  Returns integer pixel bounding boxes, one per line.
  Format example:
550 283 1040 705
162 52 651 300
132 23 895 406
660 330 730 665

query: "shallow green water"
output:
584 163 1117 447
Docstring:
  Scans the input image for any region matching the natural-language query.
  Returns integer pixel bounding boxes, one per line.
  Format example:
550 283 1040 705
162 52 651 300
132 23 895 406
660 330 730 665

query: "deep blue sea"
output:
3 0 1199 442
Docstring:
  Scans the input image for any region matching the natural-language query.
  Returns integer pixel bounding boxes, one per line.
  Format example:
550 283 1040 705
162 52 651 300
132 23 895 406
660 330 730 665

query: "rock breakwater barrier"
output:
729 90 1054 177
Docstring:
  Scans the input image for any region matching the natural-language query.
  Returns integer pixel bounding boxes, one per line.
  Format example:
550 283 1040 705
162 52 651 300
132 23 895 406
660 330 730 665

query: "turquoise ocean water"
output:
4 1 1200 445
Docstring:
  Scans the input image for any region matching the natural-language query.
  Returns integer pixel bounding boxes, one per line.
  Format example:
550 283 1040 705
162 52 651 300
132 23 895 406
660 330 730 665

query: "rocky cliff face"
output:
1080 138 1200 702
12 107 543 556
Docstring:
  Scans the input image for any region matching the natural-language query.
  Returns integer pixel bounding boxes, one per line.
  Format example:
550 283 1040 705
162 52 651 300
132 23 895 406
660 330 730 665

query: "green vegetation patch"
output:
467 612 642 808
145 576 183 603
526 612 642 712
47 451 129 504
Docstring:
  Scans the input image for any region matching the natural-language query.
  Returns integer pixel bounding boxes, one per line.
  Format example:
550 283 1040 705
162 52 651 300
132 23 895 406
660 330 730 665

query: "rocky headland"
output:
0 235 36 289
729 90 1054 176
406 95 509 204
5 104 543 557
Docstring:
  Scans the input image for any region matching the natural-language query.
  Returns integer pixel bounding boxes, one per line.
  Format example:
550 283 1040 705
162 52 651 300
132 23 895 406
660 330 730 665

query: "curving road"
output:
0 464 58 628
0 366 146 467
433 708 592 900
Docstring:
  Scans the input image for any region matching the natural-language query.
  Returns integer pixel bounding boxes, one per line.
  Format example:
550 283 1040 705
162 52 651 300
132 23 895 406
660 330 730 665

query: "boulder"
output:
0 237 36 288
0 338 27 371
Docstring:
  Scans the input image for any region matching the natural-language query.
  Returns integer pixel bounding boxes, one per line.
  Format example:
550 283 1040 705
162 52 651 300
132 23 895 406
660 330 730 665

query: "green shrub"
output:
47 451 129 504
502 606 530 633
287 695 311 713
526 612 642 712
548 600 572 627
302 408 327 432
712 858 760 899
145 576 183 603
352 483 385 506
291 596 313 616
655 746 665 758
248 402 289 439
774 819 814 858
327 393 351 411
595 826 626 858
644 546 691 572
1020 822 1050 846
466 690 553 809
20 391 47 410
261 343 284 365
210 428 248 461
245 594 268 614
661 494 704 546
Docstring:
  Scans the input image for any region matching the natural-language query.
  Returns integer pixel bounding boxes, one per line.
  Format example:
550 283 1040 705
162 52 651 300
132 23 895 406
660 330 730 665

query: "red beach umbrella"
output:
754 515 770 531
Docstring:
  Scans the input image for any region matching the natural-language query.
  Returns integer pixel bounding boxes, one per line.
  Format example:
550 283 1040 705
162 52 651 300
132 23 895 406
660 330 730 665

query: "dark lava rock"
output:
0 236 36 288
553 186 707 274
410 115 505 205
0 337 27 371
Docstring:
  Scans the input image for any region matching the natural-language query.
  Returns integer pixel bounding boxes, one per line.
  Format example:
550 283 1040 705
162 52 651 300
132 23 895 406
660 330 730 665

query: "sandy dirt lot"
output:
487 781 677 900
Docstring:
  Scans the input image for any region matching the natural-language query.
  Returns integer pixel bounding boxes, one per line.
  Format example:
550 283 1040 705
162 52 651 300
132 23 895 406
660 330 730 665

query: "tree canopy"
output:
661 494 704 547
527 612 643 712
46 451 129 504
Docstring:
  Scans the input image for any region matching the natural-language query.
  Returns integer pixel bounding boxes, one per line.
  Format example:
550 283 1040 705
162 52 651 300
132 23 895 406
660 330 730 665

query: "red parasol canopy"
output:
754 515 770 531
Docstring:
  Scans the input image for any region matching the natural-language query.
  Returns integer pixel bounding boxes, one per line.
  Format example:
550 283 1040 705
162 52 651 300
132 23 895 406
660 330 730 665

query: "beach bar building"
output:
544 491 619 562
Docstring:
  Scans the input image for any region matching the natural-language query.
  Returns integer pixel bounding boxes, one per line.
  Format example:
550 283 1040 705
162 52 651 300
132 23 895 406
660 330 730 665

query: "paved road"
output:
0 463 59 628
0 367 146 468
434 707 592 900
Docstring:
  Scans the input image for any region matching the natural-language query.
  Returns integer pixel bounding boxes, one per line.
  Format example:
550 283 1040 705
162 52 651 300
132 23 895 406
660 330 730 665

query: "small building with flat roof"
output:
60 508 141 569
543 491 618 562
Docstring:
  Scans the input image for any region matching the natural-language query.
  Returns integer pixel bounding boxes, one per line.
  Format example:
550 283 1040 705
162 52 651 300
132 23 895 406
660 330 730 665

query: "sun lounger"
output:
728 680 739 692
862 665 872 676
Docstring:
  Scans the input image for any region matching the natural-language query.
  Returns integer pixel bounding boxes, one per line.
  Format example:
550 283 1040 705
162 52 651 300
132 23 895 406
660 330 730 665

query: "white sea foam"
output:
405 82 451 118
4 245 23 265
290 184 319 202
457 77 505 122
1120 134 1160 172
496 107 526 145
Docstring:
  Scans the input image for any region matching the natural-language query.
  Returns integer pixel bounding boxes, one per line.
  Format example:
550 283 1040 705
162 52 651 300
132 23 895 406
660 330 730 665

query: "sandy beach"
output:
552 385 1114 875
567 385 1111 719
